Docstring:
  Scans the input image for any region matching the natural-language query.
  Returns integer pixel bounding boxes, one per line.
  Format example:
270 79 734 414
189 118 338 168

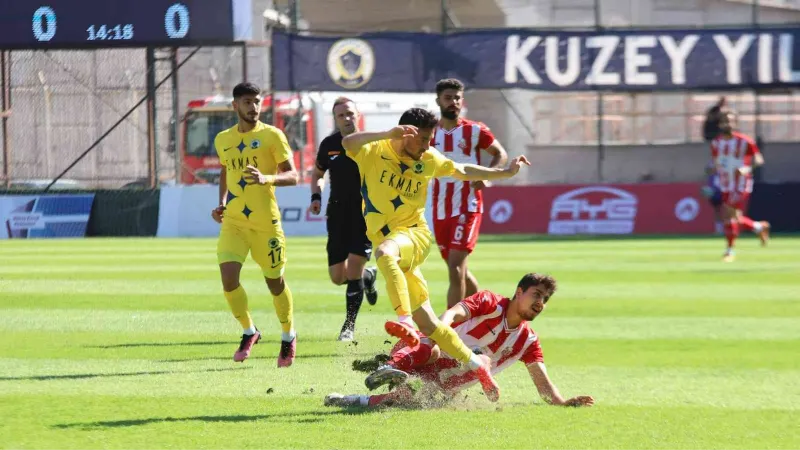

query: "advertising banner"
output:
481 183 715 235
0 194 95 239
272 27 800 92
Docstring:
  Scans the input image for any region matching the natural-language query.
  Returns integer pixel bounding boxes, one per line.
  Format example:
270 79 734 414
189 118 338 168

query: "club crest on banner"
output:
327 38 375 89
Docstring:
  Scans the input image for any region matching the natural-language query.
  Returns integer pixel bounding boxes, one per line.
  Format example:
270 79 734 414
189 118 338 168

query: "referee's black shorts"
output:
325 201 372 267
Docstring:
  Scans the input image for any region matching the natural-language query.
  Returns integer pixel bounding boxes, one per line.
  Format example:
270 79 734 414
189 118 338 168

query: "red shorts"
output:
433 213 482 260
721 191 751 211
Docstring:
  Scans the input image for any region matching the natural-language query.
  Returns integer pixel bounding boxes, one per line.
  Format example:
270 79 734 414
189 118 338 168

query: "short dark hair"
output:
398 108 438 129
517 273 557 302
436 78 465 96
332 97 354 114
232 82 261 98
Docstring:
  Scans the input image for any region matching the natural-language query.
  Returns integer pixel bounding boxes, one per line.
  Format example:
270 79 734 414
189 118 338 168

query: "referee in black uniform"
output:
310 97 378 341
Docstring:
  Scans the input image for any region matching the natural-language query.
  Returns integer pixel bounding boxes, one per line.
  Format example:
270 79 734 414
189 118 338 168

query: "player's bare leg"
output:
758 221 771 246
465 269 479 297
721 205 738 262
734 209 771 247
446 250 472 308
266 276 296 367
220 262 261 362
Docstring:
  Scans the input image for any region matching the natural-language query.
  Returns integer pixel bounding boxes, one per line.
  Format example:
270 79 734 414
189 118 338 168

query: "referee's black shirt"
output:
315 131 362 209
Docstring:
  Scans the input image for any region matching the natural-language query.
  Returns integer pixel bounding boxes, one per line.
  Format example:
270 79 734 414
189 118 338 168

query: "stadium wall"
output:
2 182 799 238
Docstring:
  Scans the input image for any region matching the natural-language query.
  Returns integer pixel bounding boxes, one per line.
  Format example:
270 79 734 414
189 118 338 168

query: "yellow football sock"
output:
377 254 411 316
272 286 294 334
429 321 474 364
224 285 253 330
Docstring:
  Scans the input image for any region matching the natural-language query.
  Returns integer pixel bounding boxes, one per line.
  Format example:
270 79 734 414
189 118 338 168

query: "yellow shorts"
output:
217 222 287 279
380 226 434 313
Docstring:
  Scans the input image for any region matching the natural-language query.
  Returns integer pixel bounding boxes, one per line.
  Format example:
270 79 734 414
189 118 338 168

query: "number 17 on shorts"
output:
217 224 287 279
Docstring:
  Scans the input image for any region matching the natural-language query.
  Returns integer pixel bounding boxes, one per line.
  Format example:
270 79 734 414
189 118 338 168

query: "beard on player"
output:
440 106 459 120
233 95 261 126
237 107 259 125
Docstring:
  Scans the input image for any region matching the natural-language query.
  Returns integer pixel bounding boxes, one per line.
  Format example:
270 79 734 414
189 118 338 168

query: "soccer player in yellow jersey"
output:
342 108 530 401
210 82 298 367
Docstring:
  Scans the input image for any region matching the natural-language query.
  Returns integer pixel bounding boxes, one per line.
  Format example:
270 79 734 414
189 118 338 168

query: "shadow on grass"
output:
157 352 377 363
87 337 334 349
0 366 250 382
479 232 799 243
53 409 370 430
87 341 233 349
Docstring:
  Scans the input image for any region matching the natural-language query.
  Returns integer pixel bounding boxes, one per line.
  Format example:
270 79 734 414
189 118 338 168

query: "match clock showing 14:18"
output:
0 0 238 49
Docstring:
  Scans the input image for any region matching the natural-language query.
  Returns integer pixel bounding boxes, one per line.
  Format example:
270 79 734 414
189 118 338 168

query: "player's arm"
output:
211 169 228 223
244 129 299 187
310 164 326 215
485 140 509 169
471 140 509 190
218 169 228 205
311 165 326 196
212 136 227 223
451 155 531 182
342 126 418 154
738 139 765 175
439 303 470 328
752 142 765 168
527 362 594 407
243 159 298 187
312 138 329 196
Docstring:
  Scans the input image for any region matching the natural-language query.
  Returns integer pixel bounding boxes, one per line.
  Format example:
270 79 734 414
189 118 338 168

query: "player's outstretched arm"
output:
527 362 594 407
342 126 419 154
452 155 531 182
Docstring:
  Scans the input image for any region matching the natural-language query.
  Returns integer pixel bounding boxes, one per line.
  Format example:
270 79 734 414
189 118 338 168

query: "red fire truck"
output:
177 92 440 185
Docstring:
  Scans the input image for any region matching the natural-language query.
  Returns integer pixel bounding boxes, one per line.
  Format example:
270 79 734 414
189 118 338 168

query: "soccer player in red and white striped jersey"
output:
709 110 770 262
324 273 594 409
430 78 509 308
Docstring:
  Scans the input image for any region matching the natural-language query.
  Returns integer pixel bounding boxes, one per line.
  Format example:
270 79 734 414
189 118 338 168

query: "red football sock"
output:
388 343 433 372
724 219 739 249
368 393 392 407
738 216 755 232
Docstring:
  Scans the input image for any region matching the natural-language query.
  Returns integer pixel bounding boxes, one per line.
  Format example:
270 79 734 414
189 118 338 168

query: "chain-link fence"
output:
0 43 268 190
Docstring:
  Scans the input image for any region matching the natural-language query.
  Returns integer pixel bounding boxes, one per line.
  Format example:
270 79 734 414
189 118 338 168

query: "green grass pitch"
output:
0 235 798 449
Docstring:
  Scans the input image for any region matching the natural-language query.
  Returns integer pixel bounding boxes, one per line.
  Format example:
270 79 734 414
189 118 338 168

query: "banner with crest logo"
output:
271 28 800 92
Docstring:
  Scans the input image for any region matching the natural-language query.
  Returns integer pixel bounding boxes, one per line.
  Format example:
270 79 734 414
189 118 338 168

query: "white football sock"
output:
397 315 413 326
467 353 485 371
